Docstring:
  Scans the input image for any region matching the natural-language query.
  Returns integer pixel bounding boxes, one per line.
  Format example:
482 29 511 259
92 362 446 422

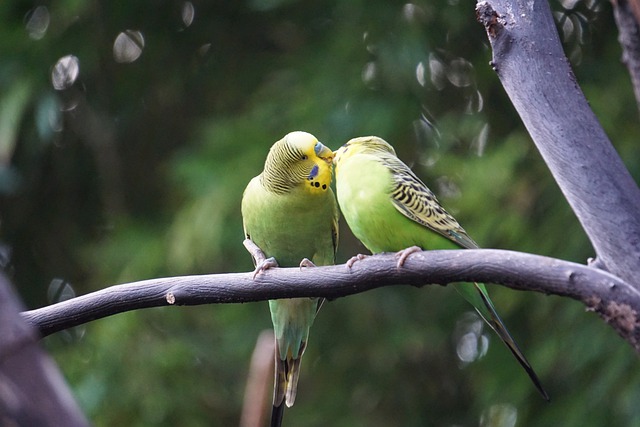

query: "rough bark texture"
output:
21 249 640 349
0 274 89 427
613 0 640 113
476 0 640 290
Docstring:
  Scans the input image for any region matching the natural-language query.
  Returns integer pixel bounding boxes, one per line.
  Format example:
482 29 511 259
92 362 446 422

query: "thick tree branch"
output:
0 274 89 427
476 0 640 289
613 0 640 113
21 249 640 350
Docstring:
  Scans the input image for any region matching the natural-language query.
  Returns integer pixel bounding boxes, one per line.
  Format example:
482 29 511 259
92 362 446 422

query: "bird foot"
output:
243 238 267 263
252 257 279 279
299 258 316 269
395 246 422 268
346 253 368 269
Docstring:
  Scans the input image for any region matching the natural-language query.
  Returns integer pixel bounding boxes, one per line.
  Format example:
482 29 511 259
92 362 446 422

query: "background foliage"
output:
1 0 639 426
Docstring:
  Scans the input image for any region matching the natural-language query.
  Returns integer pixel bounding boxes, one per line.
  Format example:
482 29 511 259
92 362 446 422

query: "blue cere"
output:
308 164 319 179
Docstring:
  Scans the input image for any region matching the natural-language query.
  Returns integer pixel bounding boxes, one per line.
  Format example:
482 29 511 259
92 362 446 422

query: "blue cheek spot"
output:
308 164 319 179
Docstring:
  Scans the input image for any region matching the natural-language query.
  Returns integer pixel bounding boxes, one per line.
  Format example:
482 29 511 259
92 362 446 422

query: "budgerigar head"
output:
333 136 397 172
262 131 334 194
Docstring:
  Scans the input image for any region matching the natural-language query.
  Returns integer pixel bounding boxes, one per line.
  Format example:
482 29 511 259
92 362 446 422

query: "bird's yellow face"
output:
287 131 334 194
263 131 334 195
333 136 396 175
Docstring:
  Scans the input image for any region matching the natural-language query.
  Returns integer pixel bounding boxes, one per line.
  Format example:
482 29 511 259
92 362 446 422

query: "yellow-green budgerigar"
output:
334 135 548 400
241 131 339 426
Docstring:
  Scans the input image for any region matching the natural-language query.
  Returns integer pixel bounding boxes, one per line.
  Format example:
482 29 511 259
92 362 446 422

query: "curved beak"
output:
314 142 334 163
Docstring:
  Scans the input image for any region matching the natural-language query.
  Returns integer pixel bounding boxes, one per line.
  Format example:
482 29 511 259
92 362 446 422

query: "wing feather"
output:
379 153 478 249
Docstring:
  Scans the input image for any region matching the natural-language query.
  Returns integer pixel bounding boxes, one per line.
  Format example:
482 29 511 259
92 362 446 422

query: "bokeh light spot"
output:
466 89 484 114
480 403 518 427
416 61 426 87
472 122 490 157
429 54 446 90
402 3 426 23
362 62 377 87
447 57 474 88
113 30 145 63
47 278 76 304
182 2 195 28
25 6 50 40
454 311 489 365
51 55 80 90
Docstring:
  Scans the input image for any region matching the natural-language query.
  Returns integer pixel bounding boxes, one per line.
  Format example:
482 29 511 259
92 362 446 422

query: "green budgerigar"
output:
334 135 548 400
241 131 339 426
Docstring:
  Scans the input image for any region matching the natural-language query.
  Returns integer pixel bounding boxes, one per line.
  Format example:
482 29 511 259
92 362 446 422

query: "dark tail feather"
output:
270 403 285 427
273 356 287 408
271 336 308 426
476 287 550 402
271 347 289 427
270 356 286 426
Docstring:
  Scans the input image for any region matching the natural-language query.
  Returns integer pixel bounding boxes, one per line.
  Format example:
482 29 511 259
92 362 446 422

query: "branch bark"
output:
613 0 640 113
0 274 89 427
476 0 640 289
21 249 640 350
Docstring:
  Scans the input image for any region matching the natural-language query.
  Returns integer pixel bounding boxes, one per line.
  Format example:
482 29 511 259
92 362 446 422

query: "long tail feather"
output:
271 352 288 427
271 339 308 425
455 282 550 401
270 403 285 427
273 356 287 408
285 358 302 407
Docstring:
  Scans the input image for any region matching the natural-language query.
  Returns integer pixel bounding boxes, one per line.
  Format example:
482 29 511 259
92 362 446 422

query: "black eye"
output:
301 154 308 160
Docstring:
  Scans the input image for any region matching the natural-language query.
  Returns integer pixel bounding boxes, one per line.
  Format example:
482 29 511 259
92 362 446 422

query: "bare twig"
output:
20 249 640 350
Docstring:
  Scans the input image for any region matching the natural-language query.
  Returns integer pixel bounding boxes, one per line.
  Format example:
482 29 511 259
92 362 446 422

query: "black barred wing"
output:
382 154 479 250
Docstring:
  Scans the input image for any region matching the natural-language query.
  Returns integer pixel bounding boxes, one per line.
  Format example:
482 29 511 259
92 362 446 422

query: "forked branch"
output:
476 0 640 289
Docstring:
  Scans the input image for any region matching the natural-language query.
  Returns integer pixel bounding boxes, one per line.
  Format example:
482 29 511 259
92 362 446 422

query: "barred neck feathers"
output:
334 135 397 175
260 133 333 196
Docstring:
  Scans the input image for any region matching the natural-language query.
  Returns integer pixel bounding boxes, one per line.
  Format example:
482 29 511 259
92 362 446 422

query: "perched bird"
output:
333 135 548 401
241 131 339 426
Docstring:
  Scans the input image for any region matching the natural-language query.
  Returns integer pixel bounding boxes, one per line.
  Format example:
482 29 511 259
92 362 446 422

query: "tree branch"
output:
475 0 640 289
0 274 89 427
21 249 640 350
613 0 640 113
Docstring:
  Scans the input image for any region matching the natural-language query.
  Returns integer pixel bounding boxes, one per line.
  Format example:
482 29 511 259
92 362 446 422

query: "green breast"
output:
242 176 337 267
336 154 457 253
